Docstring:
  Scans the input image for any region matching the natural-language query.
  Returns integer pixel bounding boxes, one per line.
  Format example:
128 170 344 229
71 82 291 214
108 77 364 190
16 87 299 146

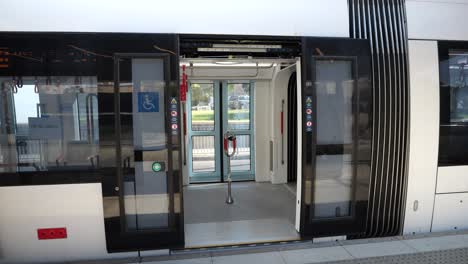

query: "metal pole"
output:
224 131 236 204
226 153 233 204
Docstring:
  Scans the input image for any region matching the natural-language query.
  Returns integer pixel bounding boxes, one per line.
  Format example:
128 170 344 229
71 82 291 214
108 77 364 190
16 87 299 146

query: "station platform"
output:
76 230 468 264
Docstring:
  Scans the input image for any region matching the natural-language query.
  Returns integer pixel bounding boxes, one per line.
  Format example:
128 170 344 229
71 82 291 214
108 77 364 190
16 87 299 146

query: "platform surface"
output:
111 230 468 264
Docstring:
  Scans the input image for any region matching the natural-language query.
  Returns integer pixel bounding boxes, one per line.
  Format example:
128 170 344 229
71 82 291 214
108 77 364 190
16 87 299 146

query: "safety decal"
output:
138 92 159 112
305 96 313 132
170 97 179 135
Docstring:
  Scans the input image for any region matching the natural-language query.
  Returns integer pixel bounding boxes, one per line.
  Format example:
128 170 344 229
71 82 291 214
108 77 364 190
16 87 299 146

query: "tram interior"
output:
179 57 302 247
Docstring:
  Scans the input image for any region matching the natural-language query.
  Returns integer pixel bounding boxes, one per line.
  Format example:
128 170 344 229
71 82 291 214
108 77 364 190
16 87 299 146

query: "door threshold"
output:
188 179 255 185
172 238 305 254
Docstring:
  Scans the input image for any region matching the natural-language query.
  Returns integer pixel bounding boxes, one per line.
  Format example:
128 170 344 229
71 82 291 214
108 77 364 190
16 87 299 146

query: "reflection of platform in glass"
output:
192 150 251 172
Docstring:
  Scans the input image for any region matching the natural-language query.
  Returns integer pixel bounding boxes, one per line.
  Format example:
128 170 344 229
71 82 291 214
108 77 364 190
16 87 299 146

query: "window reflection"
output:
448 51 468 123
439 49 468 165
227 83 250 130
313 60 354 219
191 83 215 131
0 76 99 173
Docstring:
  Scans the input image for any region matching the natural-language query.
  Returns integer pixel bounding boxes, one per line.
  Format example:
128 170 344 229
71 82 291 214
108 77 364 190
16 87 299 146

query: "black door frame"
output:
111 52 185 251
299 37 372 238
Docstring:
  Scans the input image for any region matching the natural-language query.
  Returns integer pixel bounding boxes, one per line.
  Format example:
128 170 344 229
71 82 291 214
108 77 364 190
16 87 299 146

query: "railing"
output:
16 138 43 164
191 122 250 131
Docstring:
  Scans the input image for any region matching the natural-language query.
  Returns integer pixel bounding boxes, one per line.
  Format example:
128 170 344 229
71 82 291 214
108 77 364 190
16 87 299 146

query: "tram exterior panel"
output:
0 0 467 263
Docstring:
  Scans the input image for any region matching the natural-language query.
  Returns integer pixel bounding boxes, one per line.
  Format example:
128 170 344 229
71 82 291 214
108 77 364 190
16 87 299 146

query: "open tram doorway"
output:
178 37 303 247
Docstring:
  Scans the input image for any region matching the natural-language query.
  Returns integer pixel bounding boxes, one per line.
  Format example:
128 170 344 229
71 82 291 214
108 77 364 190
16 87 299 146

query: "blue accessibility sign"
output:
138 92 159 112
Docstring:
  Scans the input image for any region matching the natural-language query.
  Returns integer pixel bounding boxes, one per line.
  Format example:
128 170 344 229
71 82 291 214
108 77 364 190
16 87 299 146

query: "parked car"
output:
238 95 250 109
192 102 211 111
228 95 240 109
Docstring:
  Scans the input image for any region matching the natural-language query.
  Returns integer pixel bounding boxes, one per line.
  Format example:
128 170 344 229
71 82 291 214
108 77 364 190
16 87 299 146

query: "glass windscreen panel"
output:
119 58 170 231
439 50 468 165
227 83 250 130
313 59 355 219
191 83 215 131
0 76 100 173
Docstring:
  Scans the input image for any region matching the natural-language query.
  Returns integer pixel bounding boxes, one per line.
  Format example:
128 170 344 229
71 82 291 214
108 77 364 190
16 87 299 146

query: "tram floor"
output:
183 181 299 248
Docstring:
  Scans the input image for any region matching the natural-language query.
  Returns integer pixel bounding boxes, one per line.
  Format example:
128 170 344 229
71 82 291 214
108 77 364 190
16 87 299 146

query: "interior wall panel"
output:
404 40 439 235
255 81 272 182
349 0 410 238
271 65 295 184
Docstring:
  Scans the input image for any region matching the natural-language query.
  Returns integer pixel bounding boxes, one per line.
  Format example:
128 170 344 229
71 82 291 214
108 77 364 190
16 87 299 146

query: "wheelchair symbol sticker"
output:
138 92 159 112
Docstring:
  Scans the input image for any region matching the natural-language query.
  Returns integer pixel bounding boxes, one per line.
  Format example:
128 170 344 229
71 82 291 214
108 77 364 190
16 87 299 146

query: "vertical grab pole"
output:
224 131 237 204
281 100 285 165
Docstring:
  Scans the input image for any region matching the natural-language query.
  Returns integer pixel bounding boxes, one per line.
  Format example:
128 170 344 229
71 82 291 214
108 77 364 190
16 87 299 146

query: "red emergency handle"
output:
223 137 236 152
223 133 237 157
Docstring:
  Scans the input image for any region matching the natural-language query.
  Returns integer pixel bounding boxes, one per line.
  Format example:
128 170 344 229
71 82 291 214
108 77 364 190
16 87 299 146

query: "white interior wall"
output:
295 61 302 232
0 184 136 264
403 40 439 235
255 80 272 182
270 65 296 184
0 0 349 37
407 0 468 40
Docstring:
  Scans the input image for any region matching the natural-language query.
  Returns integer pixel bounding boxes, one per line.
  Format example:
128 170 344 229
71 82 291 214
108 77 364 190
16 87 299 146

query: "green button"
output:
152 162 162 172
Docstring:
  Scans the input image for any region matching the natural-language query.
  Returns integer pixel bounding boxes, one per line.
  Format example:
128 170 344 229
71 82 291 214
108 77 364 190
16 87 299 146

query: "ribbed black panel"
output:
348 0 409 238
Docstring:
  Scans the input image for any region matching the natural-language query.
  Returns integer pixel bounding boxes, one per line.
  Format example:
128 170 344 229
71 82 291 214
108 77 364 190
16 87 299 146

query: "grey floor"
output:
183 182 299 247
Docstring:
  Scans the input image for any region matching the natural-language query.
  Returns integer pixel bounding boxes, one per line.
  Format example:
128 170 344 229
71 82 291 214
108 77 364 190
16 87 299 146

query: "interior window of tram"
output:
0 77 100 173
448 51 468 123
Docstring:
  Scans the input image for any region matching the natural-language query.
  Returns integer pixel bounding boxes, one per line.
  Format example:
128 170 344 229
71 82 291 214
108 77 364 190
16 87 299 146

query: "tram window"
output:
439 49 468 165
0 76 100 173
446 51 468 123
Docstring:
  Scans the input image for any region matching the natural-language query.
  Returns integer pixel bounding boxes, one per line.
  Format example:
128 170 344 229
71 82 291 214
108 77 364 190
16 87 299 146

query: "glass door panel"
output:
227 82 251 130
191 135 216 173
230 134 251 172
126 57 169 230
191 83 215 131
187 81 221 183
222 81 254 181
314 59 354 219
187 80 254 183
114 53 183 250
299 37 372 238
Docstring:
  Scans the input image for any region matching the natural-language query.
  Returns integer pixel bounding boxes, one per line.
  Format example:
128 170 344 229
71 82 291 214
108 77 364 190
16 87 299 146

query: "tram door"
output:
299 37 372 238
110 52 184 251
187 81 255 183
